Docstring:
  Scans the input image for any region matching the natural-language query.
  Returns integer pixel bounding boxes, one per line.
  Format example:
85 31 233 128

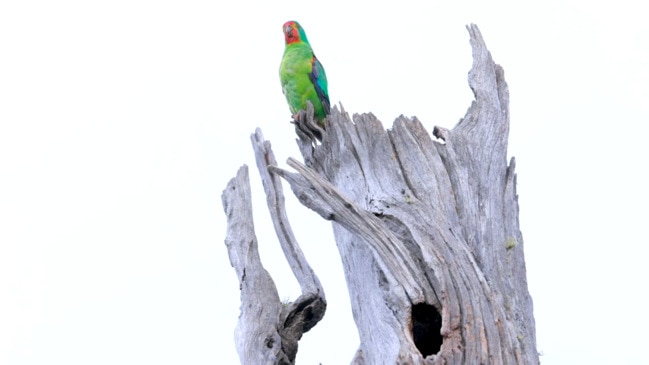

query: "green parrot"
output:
279 21 330 128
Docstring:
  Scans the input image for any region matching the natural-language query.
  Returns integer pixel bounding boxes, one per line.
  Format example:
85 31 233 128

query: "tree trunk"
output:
221 24 538 364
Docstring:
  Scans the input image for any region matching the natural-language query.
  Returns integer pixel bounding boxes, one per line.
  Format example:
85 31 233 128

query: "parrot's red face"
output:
283 21 307 45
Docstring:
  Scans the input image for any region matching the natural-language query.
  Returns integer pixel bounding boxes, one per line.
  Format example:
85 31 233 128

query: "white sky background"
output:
1 0 648 364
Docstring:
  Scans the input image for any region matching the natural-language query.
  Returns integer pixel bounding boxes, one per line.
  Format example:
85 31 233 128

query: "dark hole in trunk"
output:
411 303 443 357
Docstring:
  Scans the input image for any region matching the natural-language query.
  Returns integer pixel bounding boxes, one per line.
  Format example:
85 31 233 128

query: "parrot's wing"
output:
309 55 330 115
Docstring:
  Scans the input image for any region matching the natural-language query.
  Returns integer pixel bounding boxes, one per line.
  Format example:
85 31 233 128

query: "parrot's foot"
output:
292 106 324 143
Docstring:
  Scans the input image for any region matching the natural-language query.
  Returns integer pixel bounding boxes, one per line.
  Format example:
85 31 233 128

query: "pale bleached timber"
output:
222 24 538 365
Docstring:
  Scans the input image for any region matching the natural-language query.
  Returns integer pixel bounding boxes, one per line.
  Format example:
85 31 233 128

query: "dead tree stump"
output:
221 24 538 365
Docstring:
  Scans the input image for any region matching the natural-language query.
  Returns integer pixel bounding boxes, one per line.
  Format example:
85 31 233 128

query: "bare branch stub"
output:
251 129 327 362
221 166 287 364
222 151 326 364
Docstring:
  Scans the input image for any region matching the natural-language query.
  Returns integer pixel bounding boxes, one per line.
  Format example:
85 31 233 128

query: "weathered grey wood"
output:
250 130 327 360
222 167 285 364
222 23 537 364
221 164 326 365
251 130 325 297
